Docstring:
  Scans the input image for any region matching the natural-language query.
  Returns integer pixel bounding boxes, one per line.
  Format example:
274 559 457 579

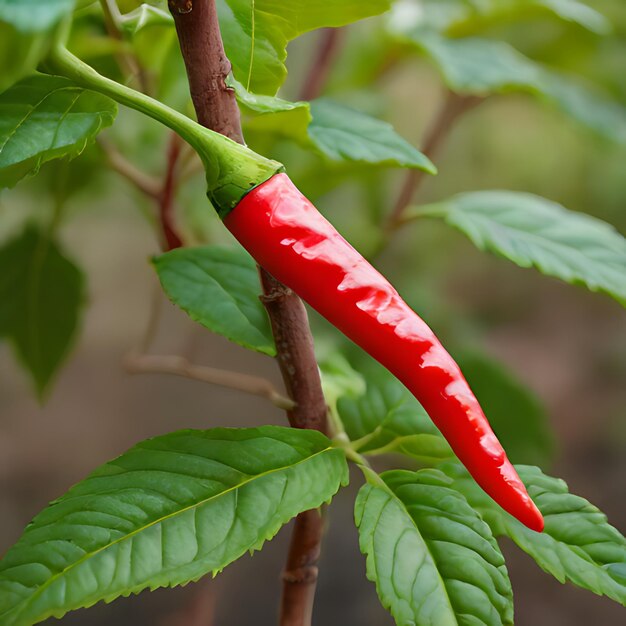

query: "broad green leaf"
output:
412 191 626 306
455 351 554 466
153 245 276 355
308 99 436 172
337 355 453 463
0 75 117 187
0 227 85 396
235 82 436 172
444 463 626 605
217 0 393 95
0 426 348 626
395 32 626 142
355 467 513 626
0 0 74 32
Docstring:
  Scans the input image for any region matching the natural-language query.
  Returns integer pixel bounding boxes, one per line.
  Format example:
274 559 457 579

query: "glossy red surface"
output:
226 174 544 532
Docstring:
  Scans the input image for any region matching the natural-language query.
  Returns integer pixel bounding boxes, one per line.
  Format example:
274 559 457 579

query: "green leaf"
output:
337 355 453 463
0 426 349 626
0 0 74 32
217 0 392 95
0 227 85 396
414 191 626 306
308 99 436 172
319 351 366 410
355 467 513 626
444 463 626 605
153 245 276 355
395 32 626 142
233 78 312 143
235 82 436 172
455 351 554 466
119 3 173 34
0 75 117 187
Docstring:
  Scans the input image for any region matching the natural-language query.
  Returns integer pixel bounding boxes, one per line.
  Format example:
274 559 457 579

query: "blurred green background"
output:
1 0 625 624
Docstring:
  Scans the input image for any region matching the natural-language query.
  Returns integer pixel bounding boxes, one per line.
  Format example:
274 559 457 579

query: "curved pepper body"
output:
225 173 544 532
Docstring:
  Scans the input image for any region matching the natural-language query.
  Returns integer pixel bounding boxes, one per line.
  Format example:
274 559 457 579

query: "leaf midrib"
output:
2 445 338 622
368 480 457 623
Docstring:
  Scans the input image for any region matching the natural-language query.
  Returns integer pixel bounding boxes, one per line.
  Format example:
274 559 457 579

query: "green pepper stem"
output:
46 46 283 216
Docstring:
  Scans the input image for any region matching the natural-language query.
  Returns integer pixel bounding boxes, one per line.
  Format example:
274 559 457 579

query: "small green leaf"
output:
0 0 74 32
319 351 366 410
153 245 276 355
355 467 513 625
0 75 117 187
337 355 452 462
396 32 626 142
455 351 554 466
233 78 312 144
119 3 173 34
308 99 436 172
445 463 626 605
0 227 85 396
217 0 392 94
414 191 626 306
0 426 349 626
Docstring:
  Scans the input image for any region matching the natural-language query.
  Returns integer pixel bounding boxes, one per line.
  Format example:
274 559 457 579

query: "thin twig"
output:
99 0 149 92
159 133 185 250
168 3 329 625
125 352 296 410
298 28 345 101
98 137 161 198
386 92 483 229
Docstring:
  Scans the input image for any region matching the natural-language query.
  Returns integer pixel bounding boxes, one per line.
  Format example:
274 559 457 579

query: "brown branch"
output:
298 28 345 101
124 352 295 410
98 136 162 199
169 0 244 141
387 92 483 229
159 133 185 250
168 2 328 625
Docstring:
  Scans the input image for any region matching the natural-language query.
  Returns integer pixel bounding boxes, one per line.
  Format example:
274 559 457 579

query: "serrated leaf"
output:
455 351 554 466
0 426 349 626
0 227 85 397
235 82 434 171
217 0 393 95
0 0 74 32
413 191 626 306
395 32 626 142
0 75 117 187
355 467 513 626
308 99 436 172
444 463 626 605
337 356 453 463
153 245 276 355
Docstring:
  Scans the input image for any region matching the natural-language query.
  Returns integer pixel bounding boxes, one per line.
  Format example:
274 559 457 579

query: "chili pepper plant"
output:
0 1 625 625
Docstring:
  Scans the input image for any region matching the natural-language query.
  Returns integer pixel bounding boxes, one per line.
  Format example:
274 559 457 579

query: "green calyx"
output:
45 46 283 217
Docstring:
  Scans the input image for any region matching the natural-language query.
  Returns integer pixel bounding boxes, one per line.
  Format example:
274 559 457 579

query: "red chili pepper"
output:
224 173 544 533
